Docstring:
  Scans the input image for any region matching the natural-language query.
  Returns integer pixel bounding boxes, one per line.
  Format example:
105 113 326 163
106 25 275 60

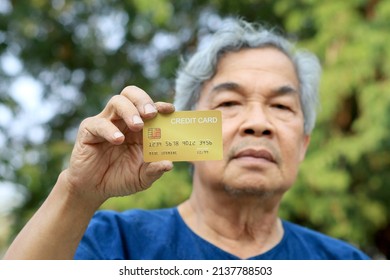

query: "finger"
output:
100 94 144 132
120 85 158 119
78 117 125 145
155 102 175 114
140 161 174 188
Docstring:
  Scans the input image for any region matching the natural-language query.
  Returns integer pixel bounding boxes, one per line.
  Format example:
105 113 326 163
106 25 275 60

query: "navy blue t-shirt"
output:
74 207 370 260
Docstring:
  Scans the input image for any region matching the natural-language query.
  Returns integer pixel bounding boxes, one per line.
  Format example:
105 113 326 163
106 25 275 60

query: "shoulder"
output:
282 220 370 260
75 208 180 259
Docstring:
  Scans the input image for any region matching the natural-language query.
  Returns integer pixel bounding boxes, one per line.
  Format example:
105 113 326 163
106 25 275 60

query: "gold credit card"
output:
143 110 223 162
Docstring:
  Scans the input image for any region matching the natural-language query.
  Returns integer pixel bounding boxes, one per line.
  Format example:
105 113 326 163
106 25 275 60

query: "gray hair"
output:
174 18 321 134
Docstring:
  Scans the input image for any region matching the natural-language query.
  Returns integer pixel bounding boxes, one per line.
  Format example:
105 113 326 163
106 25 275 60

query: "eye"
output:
216 101 239 108
273 104 290 110
219 101 237 107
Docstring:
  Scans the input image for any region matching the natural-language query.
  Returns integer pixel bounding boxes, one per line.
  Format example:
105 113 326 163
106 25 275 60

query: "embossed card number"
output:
143 110 223 162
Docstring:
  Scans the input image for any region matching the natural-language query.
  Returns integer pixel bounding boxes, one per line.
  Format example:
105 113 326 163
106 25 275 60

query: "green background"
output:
0 0 389 259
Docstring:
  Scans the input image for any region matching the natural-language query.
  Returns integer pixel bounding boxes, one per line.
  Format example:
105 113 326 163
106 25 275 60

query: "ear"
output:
299 134 311 162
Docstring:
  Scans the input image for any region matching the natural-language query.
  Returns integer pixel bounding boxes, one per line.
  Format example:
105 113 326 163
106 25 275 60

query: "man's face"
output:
193 47 310 196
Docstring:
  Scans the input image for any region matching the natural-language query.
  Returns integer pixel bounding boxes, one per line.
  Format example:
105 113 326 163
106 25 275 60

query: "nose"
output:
239 104 273 137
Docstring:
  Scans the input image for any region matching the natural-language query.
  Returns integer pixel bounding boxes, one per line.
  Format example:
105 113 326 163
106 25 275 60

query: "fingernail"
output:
114 132 124 139
144 103 157 114
132 115 143 125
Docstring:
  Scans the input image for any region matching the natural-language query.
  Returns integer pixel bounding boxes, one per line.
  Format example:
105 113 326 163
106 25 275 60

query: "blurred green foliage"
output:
0 0 389 258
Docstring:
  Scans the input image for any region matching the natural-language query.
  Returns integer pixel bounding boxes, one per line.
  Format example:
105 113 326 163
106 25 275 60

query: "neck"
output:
178 179 285 259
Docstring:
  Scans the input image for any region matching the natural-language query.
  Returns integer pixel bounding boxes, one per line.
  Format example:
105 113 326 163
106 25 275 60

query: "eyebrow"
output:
270 85 299 96
210 82 241 94
210 82 299 96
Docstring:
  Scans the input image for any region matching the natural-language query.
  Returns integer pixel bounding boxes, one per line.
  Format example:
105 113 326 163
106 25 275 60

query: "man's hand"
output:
3 85 174 260
63 85 175 204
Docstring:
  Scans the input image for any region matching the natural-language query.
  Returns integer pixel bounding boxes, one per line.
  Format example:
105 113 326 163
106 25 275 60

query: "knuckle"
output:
103 95 125 115
120 86 152 104
121 85 143 96
109 94 123 105
77 117 96 138
79 117 94 128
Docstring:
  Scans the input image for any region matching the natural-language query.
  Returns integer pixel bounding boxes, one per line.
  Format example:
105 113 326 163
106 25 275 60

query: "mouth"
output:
232 148 276 164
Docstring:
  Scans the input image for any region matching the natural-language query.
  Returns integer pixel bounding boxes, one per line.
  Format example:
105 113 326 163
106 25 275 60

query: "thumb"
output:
140 161 174 188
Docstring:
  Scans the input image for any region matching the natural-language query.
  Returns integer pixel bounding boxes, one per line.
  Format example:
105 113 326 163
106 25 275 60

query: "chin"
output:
221 169 293 196
223 182 287 198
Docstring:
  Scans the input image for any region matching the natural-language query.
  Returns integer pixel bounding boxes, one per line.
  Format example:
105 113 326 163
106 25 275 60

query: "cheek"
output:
279 134 307 174
221 119 238 148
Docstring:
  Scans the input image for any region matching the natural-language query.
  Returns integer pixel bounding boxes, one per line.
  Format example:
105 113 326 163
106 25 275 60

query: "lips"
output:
233 148 276 163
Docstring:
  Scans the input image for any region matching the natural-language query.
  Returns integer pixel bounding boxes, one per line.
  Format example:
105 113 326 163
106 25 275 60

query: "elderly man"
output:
4 18 369 259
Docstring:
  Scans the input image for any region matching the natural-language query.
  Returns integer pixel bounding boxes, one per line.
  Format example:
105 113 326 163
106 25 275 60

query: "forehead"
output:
215 47 298 84
197 47 300 106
